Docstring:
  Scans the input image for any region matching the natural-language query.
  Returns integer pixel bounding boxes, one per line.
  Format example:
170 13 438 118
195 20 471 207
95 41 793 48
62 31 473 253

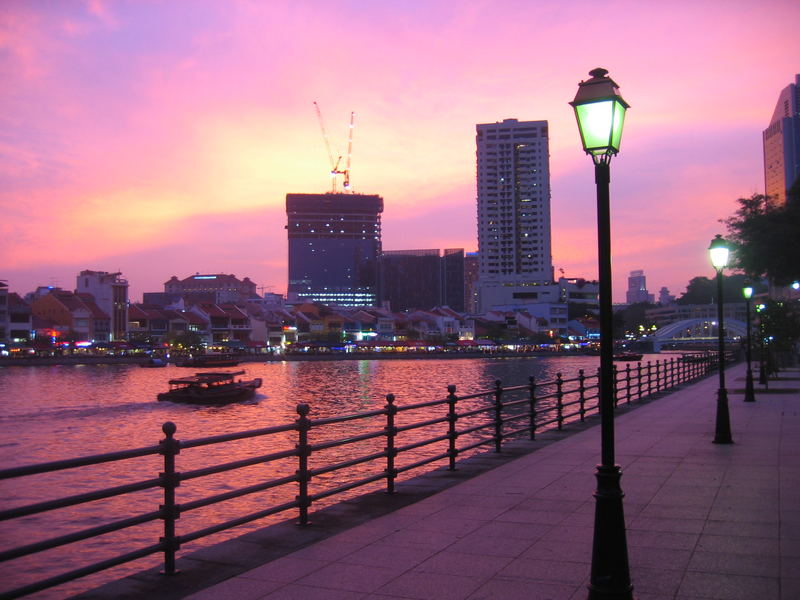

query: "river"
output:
0 354 663 598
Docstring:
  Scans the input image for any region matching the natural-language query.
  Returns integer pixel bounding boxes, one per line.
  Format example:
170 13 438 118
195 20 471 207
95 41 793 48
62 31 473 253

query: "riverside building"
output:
476 118 554 311
75 270 128 341
763 74 800 206
286 193 384 306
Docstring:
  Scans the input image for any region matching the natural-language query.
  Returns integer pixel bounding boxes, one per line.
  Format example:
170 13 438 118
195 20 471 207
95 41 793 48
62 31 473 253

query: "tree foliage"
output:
677 274 753 305
722 194 800 285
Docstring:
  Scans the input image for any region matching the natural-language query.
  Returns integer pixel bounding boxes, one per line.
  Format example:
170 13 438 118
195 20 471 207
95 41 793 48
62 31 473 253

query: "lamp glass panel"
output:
709 246 729 269
610 100 627 152
575 100 614 154
743 287 753 299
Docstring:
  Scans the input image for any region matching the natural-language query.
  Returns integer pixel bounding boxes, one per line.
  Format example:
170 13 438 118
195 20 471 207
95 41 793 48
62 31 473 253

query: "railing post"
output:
296 403 311 526
612 364 619 407
385 393 398 494
625 363 632 404
556 373 564 430
646 361 652 398
159 421 181 576
636 362 644 402
578 369 586 421
493 380 504 452
447 385 459 470
528 376 537 440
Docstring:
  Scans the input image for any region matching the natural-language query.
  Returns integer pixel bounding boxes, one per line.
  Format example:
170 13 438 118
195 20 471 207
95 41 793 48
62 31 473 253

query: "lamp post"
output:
709 234 733 444
757 302 767 385
742 286 756 402
570 68 633 600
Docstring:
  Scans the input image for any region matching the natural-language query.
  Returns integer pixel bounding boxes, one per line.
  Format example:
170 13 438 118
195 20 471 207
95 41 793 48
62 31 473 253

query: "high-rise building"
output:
380 248 465 312
286 193 383 306
625 270 654 305
463 252 479 314
763 74 800 206
75 270 128 340
476 119 553 311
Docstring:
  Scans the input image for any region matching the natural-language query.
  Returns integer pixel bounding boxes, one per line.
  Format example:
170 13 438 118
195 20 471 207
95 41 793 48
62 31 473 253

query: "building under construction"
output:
286 193 384 306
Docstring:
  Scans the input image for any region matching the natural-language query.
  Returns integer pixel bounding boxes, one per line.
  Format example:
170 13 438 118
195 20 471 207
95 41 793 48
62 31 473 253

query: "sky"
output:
1 0 799 303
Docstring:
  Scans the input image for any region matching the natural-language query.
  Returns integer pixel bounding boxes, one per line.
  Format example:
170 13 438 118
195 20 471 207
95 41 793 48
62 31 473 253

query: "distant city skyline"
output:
2 1 798 302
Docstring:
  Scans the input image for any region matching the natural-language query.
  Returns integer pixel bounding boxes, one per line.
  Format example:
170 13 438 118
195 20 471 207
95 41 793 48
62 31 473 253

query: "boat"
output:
157 371 262 404
176 354 240 368
613 353 644 361
140 357 167 368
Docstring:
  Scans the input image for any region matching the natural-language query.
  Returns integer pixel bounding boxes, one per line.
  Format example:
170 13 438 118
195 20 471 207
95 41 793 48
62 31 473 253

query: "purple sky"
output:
1 0 799 302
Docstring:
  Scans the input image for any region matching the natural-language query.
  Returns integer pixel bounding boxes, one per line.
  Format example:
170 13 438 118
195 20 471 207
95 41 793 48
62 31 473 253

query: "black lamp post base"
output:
588 464 634 600
744 368 756 403
713 388 733 444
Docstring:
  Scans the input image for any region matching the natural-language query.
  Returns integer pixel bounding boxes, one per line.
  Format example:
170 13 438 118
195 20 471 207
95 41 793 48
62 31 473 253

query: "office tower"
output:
75 270 129 340
442 248 465 312
287 193 383 306
626 269 654 304
763 74 800 206
476 119 553 311
463 252 479 314
380 248 465 312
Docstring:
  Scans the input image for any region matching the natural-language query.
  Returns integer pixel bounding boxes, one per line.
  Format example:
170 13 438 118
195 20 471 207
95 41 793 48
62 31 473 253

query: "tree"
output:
722 194 800 286
677 274 754 305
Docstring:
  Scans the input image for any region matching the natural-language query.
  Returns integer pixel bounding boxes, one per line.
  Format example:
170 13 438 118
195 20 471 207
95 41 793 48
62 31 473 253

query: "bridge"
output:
651 317 748 351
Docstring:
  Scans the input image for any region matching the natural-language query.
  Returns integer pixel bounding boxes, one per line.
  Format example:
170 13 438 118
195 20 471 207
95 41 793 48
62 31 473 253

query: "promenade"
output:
82 362 800 600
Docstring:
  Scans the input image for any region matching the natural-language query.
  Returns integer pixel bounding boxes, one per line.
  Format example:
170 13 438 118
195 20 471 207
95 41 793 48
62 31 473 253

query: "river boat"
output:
140 357 167 368
157 371 262 404
613 353 644 361
176 354 240 368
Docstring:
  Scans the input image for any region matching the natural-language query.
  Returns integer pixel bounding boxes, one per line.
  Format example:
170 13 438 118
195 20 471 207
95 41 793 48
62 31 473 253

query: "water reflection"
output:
0 355 664 598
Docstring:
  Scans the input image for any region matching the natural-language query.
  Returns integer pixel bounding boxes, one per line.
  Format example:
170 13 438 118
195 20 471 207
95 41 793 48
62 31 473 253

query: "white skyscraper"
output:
476 119 553 311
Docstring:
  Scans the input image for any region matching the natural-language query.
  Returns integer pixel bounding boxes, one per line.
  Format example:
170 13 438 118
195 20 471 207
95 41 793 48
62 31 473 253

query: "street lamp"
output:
757 302 768 385
742 286 756 402
709 234 733 443
570 68 633 600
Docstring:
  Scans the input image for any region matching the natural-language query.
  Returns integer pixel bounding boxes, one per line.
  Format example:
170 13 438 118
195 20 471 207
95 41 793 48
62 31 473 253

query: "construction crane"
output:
313 101 354 193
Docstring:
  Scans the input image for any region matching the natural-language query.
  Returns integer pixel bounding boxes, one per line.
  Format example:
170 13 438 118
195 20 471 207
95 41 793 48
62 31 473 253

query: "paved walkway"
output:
173 363 800 600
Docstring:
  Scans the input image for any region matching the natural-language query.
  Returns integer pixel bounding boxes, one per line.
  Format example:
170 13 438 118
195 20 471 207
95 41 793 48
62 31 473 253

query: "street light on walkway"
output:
709 234 733 443
742 286 756 402
570 68 633 600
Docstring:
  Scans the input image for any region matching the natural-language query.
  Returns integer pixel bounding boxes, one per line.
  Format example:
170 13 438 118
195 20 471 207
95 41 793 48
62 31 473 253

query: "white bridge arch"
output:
652 318 748 351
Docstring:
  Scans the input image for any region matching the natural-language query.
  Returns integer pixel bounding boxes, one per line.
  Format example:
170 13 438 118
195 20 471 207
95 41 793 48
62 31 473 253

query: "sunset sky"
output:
2 0 798 303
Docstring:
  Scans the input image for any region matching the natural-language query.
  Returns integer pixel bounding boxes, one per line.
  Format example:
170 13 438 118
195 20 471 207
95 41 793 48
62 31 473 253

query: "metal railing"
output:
0 354 716 599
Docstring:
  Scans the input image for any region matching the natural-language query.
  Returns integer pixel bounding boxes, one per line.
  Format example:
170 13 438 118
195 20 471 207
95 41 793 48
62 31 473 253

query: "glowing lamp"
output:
708 235 730 270
570 68 629 162
743 286 753 299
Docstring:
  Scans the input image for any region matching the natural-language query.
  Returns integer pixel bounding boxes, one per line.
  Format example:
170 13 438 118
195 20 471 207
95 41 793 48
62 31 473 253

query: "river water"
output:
0 354 662 598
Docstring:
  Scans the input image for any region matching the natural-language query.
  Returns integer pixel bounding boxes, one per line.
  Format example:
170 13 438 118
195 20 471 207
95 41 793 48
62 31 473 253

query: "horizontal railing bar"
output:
0 541 164 600
395 433 449 454
504 424 534 438
180 499 299 545
309 471 386 502
395 452 450 474
394 397 449 412
310 407 386 427
500 412 530 425
458 422 495 436
501 398 529 409
310 429 385 452
450 390 492 401
180 473 298 513
395 415 448 433
309 450 387 478
537 416 561 428
180 422 297 450
458 405 494 419
180 448 298 481
0 509 162 562
0 477 162 521
0 446 160 480
457 437 494 453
